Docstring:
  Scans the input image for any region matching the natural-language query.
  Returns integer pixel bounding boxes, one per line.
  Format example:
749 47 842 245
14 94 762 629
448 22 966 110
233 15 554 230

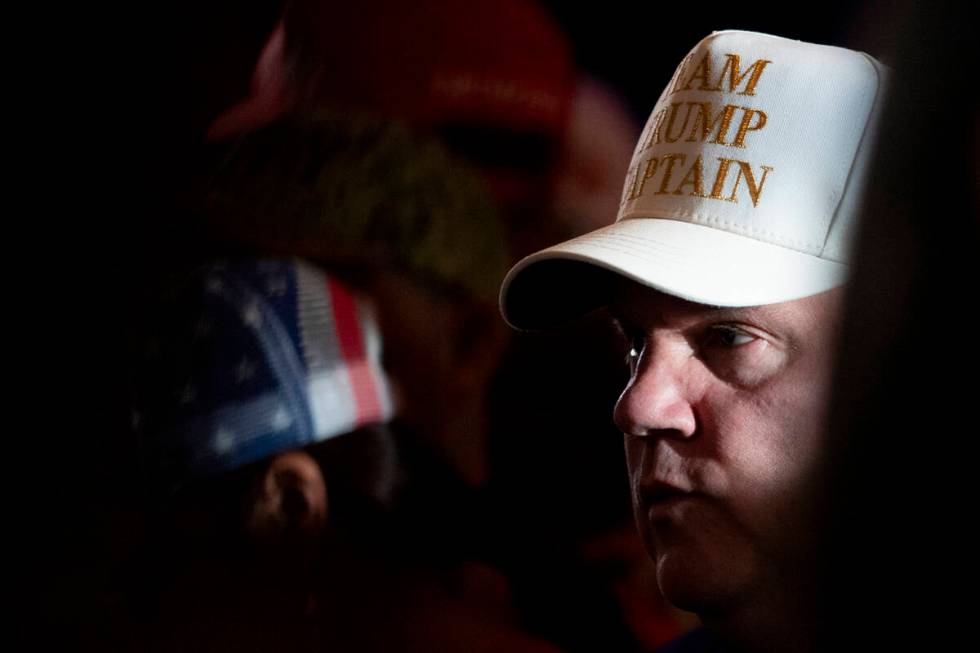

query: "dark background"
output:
20 0 975 648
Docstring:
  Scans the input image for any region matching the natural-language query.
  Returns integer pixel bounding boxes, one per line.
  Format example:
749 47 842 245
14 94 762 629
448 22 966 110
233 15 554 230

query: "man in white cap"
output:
500 31 887 652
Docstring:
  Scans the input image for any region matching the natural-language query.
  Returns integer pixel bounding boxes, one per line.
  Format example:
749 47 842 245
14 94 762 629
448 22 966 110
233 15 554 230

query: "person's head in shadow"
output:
211 0 577 259
193 116 511 488
131 258 396 651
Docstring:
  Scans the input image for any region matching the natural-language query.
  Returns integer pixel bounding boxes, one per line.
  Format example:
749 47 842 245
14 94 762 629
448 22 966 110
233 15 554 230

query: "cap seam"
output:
820 51 884 258
619 211 822 252
584 230 844 270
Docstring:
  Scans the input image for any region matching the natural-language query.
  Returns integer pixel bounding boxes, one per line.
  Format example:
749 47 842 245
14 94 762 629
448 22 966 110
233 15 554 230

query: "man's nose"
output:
613 348 696 439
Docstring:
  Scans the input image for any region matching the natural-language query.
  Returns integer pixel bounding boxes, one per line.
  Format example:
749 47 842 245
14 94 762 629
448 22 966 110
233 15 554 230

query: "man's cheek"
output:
726 455 822 562
623 437 648 490
625 442 666 551
723 401 817 484
632 499 658 557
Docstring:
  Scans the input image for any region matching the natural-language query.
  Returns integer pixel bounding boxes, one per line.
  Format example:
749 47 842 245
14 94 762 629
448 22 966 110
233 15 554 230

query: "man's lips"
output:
640 480 698 508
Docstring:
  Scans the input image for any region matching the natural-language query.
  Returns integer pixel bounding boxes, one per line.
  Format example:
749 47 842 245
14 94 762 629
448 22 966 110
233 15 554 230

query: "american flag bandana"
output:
135 259 394 483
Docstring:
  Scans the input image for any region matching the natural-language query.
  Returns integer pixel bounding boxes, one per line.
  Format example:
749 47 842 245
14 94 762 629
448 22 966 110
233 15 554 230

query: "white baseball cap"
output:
501 30 888 329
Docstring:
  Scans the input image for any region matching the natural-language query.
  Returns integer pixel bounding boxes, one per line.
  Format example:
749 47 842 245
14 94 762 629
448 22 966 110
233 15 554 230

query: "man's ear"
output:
244 451 328 543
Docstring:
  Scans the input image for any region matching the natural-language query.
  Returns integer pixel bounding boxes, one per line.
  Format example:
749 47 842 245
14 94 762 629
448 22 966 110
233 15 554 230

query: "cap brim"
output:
500 218 848 330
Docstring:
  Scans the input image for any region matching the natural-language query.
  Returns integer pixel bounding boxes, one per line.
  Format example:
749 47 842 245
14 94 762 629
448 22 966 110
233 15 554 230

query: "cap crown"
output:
619 30 885 261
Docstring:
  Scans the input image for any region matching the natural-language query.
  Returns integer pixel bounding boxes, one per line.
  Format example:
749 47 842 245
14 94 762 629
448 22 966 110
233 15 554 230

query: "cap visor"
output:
500 218 848 330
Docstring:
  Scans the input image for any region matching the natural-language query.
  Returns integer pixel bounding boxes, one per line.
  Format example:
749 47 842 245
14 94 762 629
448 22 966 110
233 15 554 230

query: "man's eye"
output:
706 326 755 348
699 324 784 388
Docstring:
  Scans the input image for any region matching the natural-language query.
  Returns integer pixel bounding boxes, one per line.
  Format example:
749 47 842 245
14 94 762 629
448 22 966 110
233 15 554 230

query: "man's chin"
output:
653 545 757 616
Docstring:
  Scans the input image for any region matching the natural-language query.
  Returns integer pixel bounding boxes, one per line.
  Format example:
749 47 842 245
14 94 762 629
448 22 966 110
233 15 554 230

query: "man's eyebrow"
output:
606 301 785 334
704 306 758 321
712 303 793 323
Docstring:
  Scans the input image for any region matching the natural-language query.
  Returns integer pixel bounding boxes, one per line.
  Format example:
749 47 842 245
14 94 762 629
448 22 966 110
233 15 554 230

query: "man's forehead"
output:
608 277 843 331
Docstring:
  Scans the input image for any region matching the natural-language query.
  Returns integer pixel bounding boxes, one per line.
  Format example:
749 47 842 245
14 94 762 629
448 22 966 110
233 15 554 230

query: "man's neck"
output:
700 580 817 653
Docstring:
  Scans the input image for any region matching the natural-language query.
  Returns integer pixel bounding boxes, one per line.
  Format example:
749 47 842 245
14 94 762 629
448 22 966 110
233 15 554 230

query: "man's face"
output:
610 281 843 615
